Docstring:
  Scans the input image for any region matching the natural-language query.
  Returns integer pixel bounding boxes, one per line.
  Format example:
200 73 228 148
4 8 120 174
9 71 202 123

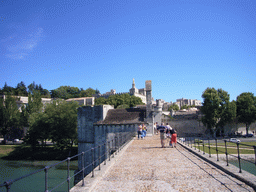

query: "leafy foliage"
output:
26 100 79 150
236 92 256 135
79 88 96 97
95 93 144 108
0 94 21 144
201 88 236 136
14 81 28 96
168 104 179 111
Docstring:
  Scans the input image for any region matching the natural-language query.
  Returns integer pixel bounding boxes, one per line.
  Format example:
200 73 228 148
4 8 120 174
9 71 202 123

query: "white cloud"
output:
3 27 43 59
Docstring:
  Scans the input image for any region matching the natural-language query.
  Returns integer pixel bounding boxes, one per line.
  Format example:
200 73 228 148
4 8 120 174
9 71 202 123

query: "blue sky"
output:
1 0 255 103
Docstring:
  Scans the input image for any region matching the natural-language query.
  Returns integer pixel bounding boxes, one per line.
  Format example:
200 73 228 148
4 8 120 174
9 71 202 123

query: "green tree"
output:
44 100 79 150
107 95 118 108
116 104 130 109
236 92 256 135
168 104 179 111
201 88 236 136
15 81 28 96
180 105 189 110
130 95 144 108
27 91 43 114
27 112 50 147
95 97 107 105
201 88 221 136
216 89 236 135
51 86 80 99
95 94 143 108
0 94 20 144
20 105 29 127
28 81 36 94
1 82 15 95
28 82 50 98
79 88 96 97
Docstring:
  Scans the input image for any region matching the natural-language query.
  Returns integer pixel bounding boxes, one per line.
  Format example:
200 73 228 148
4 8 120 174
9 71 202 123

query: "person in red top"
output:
170 129 177 148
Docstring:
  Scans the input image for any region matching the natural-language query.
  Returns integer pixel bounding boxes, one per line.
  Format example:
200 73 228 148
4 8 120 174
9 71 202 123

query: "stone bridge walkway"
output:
72 135 254 192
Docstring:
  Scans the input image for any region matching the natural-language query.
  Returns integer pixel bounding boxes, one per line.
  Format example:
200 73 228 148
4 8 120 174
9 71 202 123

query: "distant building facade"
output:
93 79 155 105
174 98 201 109
0 95 95 112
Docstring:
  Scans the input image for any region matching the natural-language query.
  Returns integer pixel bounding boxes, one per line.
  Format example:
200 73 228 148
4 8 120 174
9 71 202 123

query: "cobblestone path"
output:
92 135 253 192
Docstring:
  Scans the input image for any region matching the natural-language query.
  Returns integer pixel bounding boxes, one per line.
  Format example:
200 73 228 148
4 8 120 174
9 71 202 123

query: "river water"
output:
0 159 78 192
229 159 256 176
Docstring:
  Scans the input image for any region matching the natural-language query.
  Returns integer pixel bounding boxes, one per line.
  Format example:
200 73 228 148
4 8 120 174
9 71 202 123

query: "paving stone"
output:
90 136 254 192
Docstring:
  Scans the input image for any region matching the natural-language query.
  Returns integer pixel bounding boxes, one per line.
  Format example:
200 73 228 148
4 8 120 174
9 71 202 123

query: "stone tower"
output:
145 80 153 136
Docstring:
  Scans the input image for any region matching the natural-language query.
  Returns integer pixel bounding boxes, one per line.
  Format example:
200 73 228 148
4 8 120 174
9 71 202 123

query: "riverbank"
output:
0 144 78 161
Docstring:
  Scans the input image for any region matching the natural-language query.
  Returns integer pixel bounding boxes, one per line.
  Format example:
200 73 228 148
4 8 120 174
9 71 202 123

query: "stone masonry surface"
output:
75 135 254 192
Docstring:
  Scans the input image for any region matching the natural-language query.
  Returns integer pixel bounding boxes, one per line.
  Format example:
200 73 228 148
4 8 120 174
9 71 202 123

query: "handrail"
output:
0 131 135 192
180 136 256 174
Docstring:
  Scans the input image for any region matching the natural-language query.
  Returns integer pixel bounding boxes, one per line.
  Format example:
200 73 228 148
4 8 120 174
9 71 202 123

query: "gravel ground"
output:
90 135 254 192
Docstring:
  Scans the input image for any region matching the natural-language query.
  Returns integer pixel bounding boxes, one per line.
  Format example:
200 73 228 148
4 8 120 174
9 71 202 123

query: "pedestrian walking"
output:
142 124 147 139
170 129 177 147
137 125 142 139
157 123 167 148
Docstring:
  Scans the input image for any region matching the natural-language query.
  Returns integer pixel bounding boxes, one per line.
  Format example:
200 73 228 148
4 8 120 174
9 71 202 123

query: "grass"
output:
0 145 16 158
0 144 78 161
191 144 255 154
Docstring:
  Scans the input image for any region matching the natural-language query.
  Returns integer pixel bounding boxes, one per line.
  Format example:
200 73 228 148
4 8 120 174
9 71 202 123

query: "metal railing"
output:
0 131 135 192
179 136 256 174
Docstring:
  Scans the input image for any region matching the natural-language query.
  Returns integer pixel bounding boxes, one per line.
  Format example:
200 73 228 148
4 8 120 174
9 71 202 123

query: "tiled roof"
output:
96 108 146 125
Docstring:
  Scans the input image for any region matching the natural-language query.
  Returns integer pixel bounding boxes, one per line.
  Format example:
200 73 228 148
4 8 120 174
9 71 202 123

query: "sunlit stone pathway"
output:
91 135 253 192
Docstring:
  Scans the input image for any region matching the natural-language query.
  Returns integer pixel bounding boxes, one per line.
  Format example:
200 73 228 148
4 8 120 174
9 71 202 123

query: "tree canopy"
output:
236 92 256 135
201 88 236 136
26 100 79 150
95 93 144 108
168 104 179 111
0 94 21 144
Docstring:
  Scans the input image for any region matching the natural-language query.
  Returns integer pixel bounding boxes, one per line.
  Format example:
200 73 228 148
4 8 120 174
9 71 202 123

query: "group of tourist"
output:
155 122 177 148
138 122 177 148
137 124 147 139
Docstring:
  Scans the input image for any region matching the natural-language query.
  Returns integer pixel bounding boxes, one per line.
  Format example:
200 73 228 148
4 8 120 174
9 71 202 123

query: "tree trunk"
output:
246 123 250 135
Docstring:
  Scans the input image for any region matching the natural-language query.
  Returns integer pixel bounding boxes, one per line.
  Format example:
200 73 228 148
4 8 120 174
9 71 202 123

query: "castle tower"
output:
129 78 137 95
132 78 135 88
145 80 153 136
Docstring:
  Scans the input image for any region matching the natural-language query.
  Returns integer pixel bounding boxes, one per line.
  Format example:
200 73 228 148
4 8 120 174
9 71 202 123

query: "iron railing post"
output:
4 180 12 192
237 142 242 173
115 136 118 155
254 146 256 167
118 134 120 153
91 148 94 177
104 143 107 165
202 139 205 155
224 140 229 166
198 138 200 152
208 137 211 157
108 141 111 161
111 139 114 158
82 152 85 186
67 157 71 191
98 145 101 170
44 166 49 192
215 138 219 161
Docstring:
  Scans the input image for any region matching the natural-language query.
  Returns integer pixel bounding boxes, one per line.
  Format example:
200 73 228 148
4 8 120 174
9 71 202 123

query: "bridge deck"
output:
73 135 254 191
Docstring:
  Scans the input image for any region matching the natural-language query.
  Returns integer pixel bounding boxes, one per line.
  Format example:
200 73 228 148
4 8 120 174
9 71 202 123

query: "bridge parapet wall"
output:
76 105 137 184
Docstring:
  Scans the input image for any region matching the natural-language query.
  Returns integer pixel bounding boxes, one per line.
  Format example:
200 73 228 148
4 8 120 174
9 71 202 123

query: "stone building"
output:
66 97 94 106
93 79 155 105
174 98 202 109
